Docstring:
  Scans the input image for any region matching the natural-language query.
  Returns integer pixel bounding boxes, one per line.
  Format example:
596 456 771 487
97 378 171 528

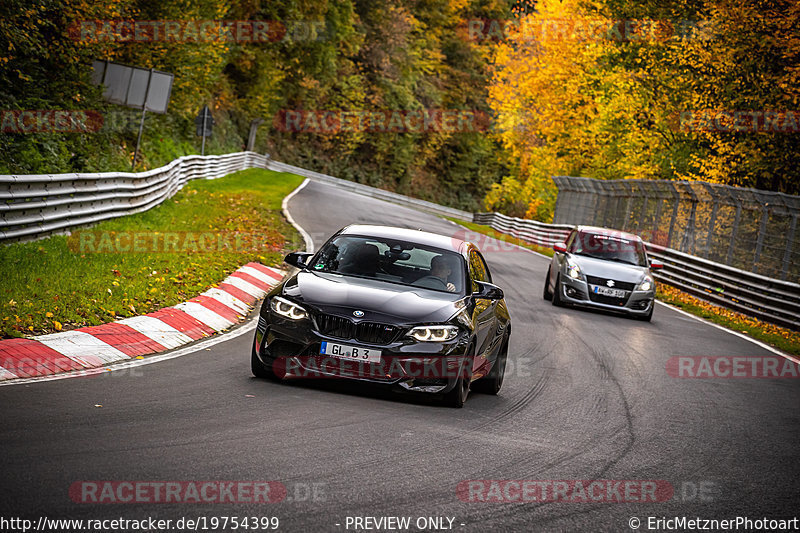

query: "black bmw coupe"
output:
251 224 511 407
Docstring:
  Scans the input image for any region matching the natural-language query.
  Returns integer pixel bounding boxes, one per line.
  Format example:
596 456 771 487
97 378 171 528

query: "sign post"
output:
195 106 214 156
247 118 264 151
131 68 153 171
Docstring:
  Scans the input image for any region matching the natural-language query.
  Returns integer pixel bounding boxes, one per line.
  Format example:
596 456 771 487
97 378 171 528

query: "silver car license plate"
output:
593 285 626 298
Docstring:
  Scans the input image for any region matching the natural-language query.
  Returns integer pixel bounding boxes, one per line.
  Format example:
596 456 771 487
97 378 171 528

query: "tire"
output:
251 343 278 380
473 337 508 395
443 351 474 408
543 267 553 301
551 274 564 307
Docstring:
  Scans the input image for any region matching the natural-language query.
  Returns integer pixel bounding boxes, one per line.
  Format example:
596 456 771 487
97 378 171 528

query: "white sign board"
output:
91 60 173 114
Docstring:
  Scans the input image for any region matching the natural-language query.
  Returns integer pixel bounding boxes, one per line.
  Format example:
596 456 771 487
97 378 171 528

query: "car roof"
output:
575 225 643 242
339 224 465 252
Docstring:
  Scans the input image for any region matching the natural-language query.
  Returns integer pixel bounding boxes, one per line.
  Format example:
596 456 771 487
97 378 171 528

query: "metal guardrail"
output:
0 152 472 244
645 245 800 331
472 212 800 331
472 212 572 248
552 175 800 282
265 160 473 222
0 152 269 242
2 151 797 329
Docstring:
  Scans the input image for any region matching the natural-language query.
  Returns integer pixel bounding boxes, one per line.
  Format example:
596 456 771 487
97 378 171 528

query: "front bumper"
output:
557 276 654 316
253 312 471 394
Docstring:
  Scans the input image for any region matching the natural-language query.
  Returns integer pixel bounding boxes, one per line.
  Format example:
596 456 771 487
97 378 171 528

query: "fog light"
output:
565 286 583 299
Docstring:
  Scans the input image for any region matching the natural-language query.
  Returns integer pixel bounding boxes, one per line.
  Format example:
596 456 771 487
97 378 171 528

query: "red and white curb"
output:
0 262 285 382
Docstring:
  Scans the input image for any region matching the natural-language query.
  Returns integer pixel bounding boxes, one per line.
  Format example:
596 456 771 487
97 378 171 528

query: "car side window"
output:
469 249 491 288
477 251 492 282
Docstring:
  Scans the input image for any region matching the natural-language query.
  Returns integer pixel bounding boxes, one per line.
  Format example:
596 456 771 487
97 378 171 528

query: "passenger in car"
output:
430 255 457 292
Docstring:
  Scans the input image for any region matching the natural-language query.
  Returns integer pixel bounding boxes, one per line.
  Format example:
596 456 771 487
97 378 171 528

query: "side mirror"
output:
473 281 504 300
649 259 663 270
284 251 314 269
553 242 567 253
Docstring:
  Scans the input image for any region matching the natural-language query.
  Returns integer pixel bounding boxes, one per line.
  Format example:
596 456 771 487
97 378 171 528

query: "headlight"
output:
407 325 459 342
269 296 308 320
637 278 653 292
566 260 582 279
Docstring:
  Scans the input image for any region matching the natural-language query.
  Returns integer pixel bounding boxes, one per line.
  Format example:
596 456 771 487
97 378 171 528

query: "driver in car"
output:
430 255 457 292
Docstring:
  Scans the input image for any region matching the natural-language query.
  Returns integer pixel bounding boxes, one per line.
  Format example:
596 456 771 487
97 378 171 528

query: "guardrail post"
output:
638 194 649 237
579 180 594 224
594 190 608 227
621 189 633 231
782 214 797 280
667 184 680 250
704 199 719 259
753 206 769 274
602 194 613 228
726 202 741 266
680 186 698 255
652 198 662 242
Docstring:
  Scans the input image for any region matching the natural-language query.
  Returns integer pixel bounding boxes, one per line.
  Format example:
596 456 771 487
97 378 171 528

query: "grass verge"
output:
453 219 800 357
0 168 304 338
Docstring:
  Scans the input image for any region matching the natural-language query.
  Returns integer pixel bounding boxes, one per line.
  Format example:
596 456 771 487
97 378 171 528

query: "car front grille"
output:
585 275 636 291
588 292 629 306
356 322 401 344
315 314 352 339
313 313 401 345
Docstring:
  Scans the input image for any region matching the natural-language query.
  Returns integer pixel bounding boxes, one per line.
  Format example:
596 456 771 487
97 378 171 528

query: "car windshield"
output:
570 232 648 266
310 235 466 294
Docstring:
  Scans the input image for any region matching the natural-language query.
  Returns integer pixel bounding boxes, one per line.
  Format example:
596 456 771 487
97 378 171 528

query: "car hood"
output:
281 271 464 324
569 254 649 283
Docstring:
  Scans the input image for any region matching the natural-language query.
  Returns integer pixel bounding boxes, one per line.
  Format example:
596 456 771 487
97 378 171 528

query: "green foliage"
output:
485 0 800 221
1 0 510 211
3 0 796 218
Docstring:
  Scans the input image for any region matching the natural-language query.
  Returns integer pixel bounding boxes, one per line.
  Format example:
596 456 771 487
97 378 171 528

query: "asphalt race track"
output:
1 179 798 532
